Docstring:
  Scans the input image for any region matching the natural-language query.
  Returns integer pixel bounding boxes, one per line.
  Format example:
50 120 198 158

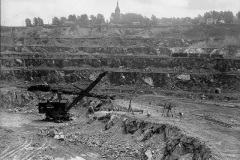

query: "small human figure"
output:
162 102 173 117
107 97 116 111
179 112 183 121
166 103 173 117
57 90 62 102
147 110 151 117
88 105 95 114
127 99 134 115
162 103 167 116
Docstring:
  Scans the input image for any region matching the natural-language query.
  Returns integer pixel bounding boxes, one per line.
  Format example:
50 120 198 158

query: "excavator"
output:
28 72 112 122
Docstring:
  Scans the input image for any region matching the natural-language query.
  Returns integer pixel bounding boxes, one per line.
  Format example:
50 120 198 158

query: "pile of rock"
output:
7 107 36 113
0 87 37 109
32 155 54 160
163 135 212 160
38 127 65 140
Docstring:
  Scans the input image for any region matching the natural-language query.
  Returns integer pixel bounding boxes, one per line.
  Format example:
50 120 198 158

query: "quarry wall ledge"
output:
1 57 240 73
1 45 240 58
1 67 240 75
1 70 240 92
1 52 240 60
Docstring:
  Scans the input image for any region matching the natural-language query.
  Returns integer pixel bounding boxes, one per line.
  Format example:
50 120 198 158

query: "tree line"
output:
52 14 105 26
155 11 240 25
25 17 44 26
111 11 240 25
25 11 240 27
25 14 105 27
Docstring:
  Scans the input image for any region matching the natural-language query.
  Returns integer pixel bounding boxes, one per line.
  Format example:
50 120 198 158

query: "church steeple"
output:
112 0 121 23
115 1 120 14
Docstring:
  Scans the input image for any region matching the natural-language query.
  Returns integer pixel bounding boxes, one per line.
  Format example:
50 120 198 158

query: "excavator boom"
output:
66 71 108 111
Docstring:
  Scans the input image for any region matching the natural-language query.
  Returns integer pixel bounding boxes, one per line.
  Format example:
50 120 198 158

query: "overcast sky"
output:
1 0 240 26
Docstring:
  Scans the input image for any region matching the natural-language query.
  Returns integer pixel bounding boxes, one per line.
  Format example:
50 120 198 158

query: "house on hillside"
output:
198 19 206 25
218 19 225 24
206 18 217 25
132 22 140 25
63 21 75 26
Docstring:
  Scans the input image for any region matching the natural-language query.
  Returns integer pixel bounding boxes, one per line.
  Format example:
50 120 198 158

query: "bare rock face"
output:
121 118 214 160
92 111 120 130
93 111 112 120
145 149 153 160
123 118 142 134
0 87 38 109
179 153 193 160
163 135 212 160
105 114 120 130
141 129 152 141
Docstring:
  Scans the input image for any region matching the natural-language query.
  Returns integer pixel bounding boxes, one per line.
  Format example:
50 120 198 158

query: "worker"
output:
57 90 62 102
162 103 167 116
162 102 173 117
127 99 134 115
88 102 95 113
107 97 116 111
147 110 151 117
166 103 173 117
179 112 183 120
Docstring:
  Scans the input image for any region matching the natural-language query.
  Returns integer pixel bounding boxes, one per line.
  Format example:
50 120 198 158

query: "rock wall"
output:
0 87 38 109
2 44 240 58
53 111 218 160
1 57 240 72
1 70 240 93
1 45 158 55
122 118 215 160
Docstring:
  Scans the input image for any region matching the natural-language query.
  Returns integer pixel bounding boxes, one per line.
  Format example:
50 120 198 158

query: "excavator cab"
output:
38 100 69 122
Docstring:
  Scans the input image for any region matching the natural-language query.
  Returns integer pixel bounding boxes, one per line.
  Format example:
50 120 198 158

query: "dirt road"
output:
0 112 102 160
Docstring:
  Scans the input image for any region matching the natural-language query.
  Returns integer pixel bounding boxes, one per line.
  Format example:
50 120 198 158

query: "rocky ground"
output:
0 87 240 160
1 24 240 160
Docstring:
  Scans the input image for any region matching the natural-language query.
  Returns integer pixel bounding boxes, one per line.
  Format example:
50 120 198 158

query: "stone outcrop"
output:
0 87 38 109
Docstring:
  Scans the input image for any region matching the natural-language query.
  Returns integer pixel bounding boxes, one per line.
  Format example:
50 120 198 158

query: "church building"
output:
110 1 121 23
115 1 121 21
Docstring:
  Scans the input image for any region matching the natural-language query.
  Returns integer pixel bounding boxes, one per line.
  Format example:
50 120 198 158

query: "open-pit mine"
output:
1 24 240 160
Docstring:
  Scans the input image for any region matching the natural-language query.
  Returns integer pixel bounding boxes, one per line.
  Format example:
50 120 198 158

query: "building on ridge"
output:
110 1 122 24
115 1 121 20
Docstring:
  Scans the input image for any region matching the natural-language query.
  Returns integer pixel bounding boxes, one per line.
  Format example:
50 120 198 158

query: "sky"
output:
1 0 240 26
